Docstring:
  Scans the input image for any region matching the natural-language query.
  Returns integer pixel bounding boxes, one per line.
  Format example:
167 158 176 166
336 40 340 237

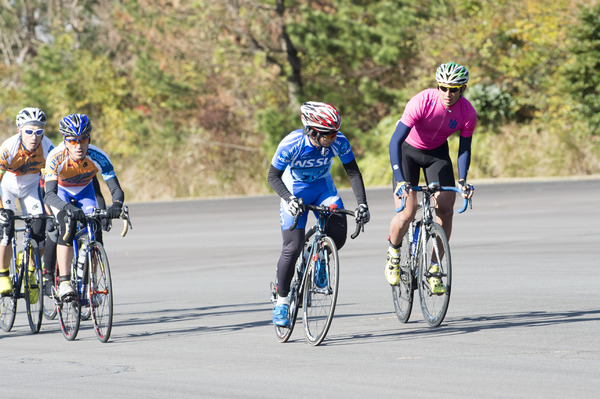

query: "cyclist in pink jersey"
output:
385 62 475 291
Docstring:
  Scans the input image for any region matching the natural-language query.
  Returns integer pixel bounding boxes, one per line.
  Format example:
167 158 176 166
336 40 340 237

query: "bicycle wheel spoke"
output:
303 237 339 346
43 271 58 320
0 295 17 332
418 223 452 327
392 222 416 323
58 297 81 341
24 244 43 333
89 243 113 343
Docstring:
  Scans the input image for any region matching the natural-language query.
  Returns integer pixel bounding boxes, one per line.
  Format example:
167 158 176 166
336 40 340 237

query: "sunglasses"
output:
22 129 44 136
65 137 89 145
438 85 462 93
319 131 338 140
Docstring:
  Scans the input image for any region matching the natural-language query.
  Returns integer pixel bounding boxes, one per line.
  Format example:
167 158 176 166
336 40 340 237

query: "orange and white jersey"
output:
0 134 55 187
45 142 117 195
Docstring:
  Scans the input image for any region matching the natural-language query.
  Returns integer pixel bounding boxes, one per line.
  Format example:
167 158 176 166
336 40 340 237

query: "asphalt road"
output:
1 179 599 398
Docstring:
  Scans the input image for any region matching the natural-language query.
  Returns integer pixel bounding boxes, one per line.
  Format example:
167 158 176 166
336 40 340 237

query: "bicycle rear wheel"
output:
43 268 57 320
303 236 339 346
24 242 43 333
89 242 113 343
392 221 417 323
418 222 452 327
58 275 81 341
275 230 313 343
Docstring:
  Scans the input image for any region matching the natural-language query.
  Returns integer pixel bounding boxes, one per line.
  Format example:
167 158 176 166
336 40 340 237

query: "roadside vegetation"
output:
1 0 598 200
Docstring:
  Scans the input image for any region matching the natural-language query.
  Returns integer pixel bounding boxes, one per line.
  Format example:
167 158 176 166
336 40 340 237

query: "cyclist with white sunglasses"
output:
0 107 55 294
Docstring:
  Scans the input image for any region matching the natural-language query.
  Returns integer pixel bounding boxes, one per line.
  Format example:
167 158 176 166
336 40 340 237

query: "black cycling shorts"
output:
399 141 455 187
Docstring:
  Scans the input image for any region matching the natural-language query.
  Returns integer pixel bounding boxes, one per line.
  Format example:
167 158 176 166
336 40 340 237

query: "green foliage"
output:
465 83 516 131
561 3 600 134
21 33 133 155
0 0 599 202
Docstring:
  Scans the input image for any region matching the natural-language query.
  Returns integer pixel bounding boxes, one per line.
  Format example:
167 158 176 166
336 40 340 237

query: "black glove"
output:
286 196 302 217
64 203 85 221
355 203 370 224
106 202 123 219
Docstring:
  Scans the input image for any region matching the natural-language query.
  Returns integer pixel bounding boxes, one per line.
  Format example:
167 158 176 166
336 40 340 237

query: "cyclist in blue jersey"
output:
44 114 124 300
268 101 370 327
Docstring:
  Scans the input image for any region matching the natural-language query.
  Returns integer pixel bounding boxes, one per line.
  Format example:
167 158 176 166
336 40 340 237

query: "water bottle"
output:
411 225 420 256
16 250 23 268
76 243 87 279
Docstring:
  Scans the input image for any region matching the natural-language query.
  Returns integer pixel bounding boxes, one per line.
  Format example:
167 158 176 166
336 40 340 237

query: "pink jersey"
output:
399 88 477 150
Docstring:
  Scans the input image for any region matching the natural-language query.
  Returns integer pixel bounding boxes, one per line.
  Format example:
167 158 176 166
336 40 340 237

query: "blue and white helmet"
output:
16 107 47 128
59 114 92 138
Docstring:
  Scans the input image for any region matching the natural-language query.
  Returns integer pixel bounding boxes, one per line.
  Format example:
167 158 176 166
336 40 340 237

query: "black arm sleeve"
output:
92 176 106 209
267 165 293 200
44 179 68 210
106 176 125 204
343 159 368 206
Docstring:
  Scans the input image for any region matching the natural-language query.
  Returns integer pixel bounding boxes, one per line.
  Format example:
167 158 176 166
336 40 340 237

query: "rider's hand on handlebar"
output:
106 201 123 219
286 196 303 217
0 209 9 227
458 180 474 199
394 181 411 198
64 203 85 221
355 203 370 224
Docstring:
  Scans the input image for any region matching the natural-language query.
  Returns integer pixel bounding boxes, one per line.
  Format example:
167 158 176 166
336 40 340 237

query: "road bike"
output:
392 182 472 327
51 205 132 342
0 214 51 334
270 203 364 346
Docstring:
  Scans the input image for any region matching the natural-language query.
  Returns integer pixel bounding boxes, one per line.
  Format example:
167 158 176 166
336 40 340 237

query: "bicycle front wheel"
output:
24 242 43 333
0 257 18 332
89 242 113 343
392 221 417 323
58 275 81 341
418 222 452 327
275 228 314 343
303 236 339 346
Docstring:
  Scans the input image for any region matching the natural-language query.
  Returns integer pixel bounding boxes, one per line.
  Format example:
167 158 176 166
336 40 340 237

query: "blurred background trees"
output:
1 0 598 200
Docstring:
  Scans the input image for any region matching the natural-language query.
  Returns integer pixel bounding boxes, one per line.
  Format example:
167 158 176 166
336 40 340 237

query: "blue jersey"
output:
271 129 355 189
272 129 355 230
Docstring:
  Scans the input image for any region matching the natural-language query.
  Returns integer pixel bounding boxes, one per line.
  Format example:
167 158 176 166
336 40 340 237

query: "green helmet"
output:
435 62 469 86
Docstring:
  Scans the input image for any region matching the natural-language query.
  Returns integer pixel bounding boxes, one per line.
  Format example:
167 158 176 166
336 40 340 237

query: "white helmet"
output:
435 62 469 86
16 107 47 128
300 101 341 133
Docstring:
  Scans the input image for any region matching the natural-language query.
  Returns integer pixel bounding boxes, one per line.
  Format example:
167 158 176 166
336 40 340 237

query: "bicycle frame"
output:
392 182 473 327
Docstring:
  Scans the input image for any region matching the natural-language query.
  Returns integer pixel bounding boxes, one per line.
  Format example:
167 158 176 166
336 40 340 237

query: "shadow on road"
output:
321 308 600 346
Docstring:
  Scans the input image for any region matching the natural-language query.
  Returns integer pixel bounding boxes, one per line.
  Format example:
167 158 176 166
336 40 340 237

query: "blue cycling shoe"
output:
272 304 290 327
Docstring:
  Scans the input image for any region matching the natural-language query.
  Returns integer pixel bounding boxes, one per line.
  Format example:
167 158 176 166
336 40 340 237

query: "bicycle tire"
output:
42 266 57 320
392 221 417 323
418 222 452 327
57 274 81 341
24 242 43 333
303 236 339 346
89 242 113 343
274 229 314 343
0 255 18 332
